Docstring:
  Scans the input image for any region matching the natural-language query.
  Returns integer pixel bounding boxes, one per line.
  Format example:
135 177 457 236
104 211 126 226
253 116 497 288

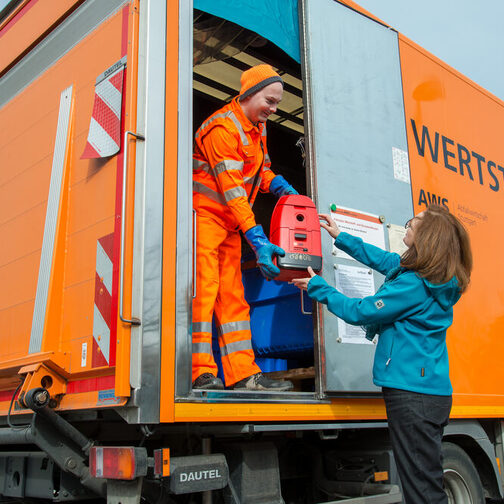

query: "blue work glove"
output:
269 175 298 197
244 225 285 280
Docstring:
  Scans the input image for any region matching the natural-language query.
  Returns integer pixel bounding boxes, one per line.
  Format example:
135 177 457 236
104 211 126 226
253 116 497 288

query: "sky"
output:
354 0 504 101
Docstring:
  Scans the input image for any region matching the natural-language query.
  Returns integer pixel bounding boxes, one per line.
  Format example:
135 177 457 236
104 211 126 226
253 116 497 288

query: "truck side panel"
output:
0 0 138 413
399 35 504 408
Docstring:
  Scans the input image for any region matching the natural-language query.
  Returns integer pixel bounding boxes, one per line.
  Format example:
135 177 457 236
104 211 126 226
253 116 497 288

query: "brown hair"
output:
401 205 473 292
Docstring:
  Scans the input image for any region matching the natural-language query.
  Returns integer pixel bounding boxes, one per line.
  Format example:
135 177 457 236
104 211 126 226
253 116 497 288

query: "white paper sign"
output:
330 207 386 260
334 264 375 344
392 147 410 183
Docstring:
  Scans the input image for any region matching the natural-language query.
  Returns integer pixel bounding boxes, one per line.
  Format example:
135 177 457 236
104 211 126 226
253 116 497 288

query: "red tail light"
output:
89 446 147 480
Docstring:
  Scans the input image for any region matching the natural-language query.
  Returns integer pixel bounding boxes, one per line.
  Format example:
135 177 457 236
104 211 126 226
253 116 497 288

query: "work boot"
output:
192 373 224 390
233 372 293 391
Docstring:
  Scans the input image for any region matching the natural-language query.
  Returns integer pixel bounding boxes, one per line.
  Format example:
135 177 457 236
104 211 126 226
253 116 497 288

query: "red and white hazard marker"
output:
92 233 114 366
81 57 126 159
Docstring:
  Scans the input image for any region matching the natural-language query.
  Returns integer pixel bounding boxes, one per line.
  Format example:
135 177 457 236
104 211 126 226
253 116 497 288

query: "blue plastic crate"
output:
243 266 314 358
255 357 289 373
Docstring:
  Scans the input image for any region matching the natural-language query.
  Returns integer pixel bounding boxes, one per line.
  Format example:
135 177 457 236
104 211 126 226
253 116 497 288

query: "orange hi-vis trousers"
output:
192 215 261 386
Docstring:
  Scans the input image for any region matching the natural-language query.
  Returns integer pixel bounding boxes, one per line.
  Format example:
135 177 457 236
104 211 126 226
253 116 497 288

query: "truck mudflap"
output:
166 454 228 494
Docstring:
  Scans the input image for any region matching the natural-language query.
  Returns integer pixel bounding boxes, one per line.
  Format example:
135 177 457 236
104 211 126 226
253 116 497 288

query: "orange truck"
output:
1 0 503 502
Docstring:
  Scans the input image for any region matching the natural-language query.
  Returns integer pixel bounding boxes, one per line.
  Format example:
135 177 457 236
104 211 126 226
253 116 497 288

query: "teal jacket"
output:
307 232 461 396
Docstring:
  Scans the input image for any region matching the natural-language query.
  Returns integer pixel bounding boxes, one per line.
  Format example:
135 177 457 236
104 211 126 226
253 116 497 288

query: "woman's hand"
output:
291 266 316 290
319 214 340 239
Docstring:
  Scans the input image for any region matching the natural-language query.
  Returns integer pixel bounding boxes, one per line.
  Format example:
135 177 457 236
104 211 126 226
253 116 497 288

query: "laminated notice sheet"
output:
334 264 375 344
330 206 386 260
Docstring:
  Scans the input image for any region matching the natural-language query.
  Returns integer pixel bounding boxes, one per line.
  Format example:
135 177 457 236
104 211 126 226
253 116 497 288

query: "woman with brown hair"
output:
292 205 473 504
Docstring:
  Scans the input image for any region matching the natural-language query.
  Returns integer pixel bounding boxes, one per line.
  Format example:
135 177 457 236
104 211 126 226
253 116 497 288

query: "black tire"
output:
442 442 485 504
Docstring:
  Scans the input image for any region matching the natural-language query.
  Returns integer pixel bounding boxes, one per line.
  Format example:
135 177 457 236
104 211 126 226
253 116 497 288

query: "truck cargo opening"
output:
191 10 315 395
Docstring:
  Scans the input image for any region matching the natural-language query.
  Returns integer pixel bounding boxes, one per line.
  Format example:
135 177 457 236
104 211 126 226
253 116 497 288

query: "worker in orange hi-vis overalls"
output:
192 65 297 391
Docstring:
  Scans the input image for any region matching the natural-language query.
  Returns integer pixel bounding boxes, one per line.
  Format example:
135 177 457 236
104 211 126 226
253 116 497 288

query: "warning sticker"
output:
81 342 87 367
97 389 121 405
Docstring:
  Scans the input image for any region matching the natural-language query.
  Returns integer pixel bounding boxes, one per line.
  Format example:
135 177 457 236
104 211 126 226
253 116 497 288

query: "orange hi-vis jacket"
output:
193 97 277 233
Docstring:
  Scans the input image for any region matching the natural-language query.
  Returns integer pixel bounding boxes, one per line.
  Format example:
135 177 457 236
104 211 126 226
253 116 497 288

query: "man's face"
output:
242 82 283 123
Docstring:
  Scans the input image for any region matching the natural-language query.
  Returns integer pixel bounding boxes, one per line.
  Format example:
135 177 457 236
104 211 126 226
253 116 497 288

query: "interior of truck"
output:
191 10 317 396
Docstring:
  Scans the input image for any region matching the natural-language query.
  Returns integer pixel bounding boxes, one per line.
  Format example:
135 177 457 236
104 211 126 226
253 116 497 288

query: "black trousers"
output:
382 387 452 504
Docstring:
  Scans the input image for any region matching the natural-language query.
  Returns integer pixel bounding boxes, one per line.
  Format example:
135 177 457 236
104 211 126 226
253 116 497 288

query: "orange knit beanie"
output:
239 64 283 100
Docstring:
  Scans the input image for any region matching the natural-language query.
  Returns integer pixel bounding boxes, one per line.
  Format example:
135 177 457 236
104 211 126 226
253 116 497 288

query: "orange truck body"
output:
0 0 137 412
0 0 503 501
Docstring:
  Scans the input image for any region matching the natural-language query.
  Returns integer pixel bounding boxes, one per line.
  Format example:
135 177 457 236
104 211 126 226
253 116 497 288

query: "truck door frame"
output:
299 0 414 397
173 0 194 399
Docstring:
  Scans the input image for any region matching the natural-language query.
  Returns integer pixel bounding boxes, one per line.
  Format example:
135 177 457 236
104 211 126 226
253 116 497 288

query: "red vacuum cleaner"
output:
270 195 322 282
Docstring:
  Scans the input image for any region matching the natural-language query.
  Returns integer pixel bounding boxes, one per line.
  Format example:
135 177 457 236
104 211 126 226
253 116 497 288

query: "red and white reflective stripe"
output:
92 233 114 365
81 57 126 159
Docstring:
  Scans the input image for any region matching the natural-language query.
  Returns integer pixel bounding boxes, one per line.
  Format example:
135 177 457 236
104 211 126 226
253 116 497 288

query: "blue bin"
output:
255 357 289 373
243 266 314 358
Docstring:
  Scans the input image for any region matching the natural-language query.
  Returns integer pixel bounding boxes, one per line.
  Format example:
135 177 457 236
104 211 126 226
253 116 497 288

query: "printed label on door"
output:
81 342 88 367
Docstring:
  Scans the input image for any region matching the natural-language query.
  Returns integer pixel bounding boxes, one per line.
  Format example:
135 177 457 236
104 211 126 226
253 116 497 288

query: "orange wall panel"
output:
0 109 59 188
0 5 128 390
60 281 95 346
0 205 45 266
64 219 115 288
0 253 39 312
67 171 117 235
399 36 504 404
0 301 33 359
0 160 51 228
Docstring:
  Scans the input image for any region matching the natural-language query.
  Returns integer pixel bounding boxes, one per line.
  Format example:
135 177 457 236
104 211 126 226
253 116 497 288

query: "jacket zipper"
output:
386 339 395 367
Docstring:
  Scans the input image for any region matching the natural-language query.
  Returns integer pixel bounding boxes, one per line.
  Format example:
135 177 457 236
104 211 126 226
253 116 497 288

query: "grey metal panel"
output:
124 0 166 423
129 0 149 394
183 390 324 404
29 86 73 354
300 1 413 393
298 0 323 396
25 455 54 499
0 0 128 109
175 0 194 398
3 456 26 497
240 421 388 433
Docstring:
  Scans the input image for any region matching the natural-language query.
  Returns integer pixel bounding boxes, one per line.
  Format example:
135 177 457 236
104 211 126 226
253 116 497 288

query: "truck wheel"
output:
442 442 485 504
